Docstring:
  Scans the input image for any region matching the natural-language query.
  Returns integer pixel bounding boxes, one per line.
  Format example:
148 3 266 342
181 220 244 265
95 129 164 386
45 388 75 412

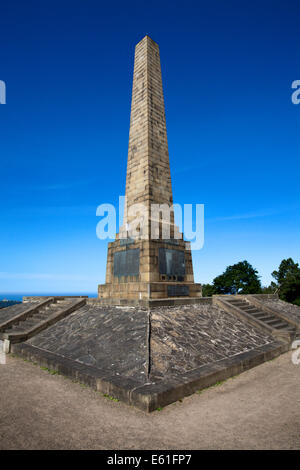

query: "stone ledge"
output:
11 339 289 412
131 341 289 411
91 296 212 307
23 296 88 303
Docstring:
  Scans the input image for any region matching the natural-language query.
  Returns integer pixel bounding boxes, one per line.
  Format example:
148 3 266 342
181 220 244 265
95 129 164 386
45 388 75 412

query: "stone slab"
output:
95 293 204 307
24 304 149 383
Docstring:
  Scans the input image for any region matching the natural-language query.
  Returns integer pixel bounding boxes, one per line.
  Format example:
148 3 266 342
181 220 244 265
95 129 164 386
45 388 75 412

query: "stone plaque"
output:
113 249 140 277
159 248 185 276
167 285 189 297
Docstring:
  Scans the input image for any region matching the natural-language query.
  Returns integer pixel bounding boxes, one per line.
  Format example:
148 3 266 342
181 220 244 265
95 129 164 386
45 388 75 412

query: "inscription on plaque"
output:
113 249 140 277
159 248 185 276
167 285 189 297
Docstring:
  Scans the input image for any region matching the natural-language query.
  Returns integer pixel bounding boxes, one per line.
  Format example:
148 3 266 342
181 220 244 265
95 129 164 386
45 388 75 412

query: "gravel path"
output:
0 352 299 449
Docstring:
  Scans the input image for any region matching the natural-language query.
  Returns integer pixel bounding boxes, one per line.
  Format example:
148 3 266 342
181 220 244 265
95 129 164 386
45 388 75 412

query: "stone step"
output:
9 304 73 331
11 324 27 332
36 308 55 315
26 305 66 326
282 325 297 333
243 307 261 313
264 318 288 329
248 311 266 317
0 298 86 343
20 321 40 329
253 314 274 322
20 315 35 323
215 296 297 343
33 314 49 321
229 302 248 308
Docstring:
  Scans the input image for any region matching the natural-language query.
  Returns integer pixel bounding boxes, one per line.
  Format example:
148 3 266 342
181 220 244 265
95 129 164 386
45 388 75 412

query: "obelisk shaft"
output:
125 36 173 214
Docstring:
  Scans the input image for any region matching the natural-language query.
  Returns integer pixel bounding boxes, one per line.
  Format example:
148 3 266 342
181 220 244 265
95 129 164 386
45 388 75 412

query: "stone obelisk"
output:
98 36 202 305
125 35 173 215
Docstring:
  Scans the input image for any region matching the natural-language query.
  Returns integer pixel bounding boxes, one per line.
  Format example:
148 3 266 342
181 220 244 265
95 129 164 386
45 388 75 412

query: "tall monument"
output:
98 35 202 304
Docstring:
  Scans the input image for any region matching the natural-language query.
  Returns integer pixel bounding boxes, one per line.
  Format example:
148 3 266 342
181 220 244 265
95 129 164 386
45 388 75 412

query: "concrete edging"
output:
11 339 288 412
87 297 213 308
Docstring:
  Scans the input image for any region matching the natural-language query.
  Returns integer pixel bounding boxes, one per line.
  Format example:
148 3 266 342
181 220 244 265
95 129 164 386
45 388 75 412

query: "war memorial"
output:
0 36 299 411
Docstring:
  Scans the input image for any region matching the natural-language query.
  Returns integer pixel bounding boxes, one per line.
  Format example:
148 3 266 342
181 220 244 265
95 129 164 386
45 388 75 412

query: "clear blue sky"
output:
0 0 299 295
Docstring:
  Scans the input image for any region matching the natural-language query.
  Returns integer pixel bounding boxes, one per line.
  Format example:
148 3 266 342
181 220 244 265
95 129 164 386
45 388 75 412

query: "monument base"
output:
99 234 202 307
97 281 202 307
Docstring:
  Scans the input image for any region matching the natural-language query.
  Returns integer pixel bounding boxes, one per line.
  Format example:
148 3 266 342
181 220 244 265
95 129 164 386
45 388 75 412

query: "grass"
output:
40 366 60 375
103 393 119 402
196 376 238 395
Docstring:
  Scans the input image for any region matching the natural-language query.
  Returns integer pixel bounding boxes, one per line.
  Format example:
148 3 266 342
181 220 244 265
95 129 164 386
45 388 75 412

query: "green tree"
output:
272 258 300 306
261 283 277 294
202 283 217 297
272 258 300 284
212 260 262 295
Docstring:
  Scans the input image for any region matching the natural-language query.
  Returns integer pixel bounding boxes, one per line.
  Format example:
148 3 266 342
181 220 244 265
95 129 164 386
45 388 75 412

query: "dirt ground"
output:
0 351 299 450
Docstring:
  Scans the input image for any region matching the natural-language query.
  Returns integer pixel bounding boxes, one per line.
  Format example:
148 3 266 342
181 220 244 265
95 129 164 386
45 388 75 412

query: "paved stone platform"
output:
11 302 289 411
25 304 148 382
149 304 276 381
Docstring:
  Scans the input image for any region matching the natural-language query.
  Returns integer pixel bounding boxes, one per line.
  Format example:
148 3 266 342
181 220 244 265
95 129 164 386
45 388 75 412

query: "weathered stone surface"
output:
23 302 275 385
27 304 149 383
149 304 274 380
10 297 291 411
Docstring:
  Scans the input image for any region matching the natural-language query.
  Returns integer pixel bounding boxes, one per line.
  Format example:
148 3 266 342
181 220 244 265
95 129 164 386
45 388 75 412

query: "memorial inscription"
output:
167 285 190 296
159 248 185 277
113 249 140 277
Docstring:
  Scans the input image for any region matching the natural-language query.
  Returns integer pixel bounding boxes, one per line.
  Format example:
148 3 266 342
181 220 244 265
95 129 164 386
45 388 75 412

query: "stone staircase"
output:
0 297 86 344
214 296 299 342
